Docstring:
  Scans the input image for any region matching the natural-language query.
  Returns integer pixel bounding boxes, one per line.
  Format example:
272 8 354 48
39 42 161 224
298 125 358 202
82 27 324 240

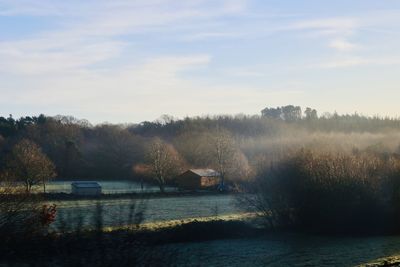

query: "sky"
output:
1 0 400 124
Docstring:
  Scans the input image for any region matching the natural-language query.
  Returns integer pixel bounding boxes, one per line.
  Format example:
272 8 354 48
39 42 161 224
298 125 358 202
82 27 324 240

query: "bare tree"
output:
7 139 56 193
211 128 236 189
146 138 183 192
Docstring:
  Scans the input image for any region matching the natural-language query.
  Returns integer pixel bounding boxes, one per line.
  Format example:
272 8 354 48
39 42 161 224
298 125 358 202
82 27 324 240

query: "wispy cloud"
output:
0 39 126 74
316 57 400 69
182 32 242 41
0 0 248 75
2 1 400 121
1 53 303 123
329 39 359 52
291 17 359 35
317 57 368 68
287 17 361 54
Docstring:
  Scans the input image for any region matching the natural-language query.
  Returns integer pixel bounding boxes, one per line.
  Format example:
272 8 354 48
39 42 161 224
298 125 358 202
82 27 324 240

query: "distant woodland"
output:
1 105 400 188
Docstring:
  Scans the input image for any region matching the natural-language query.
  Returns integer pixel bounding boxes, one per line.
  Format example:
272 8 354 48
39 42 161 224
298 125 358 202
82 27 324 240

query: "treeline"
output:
132 106 400 138
1 106 400 187
0 115 145 181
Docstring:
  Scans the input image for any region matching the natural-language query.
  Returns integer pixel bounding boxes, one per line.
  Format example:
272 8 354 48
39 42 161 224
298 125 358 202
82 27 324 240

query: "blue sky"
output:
1 0 400 123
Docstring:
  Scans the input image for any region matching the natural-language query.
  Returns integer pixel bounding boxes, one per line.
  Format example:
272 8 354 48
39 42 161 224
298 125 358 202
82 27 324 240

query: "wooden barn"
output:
71 182 102 196
175 169 221 190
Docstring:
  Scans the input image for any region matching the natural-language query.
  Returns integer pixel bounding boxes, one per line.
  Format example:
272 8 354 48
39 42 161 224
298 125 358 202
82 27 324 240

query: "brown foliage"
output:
6 139 56 193
145 138 185 192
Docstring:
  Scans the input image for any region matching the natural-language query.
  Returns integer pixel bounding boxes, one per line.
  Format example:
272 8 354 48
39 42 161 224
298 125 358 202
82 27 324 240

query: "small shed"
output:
71 182 102 196
175 169 220 190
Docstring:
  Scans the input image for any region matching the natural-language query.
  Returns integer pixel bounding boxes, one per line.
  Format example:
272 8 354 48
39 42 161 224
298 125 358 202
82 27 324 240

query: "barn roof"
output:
71 181 101 188
189 169 220 177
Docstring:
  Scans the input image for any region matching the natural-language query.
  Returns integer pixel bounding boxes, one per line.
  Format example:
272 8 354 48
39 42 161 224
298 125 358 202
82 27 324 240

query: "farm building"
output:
71 182 102 196
175 169 221 190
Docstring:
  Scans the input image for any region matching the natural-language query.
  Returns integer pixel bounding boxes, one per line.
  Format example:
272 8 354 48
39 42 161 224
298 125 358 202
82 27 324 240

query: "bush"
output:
0 185 47 241
250 149 400 234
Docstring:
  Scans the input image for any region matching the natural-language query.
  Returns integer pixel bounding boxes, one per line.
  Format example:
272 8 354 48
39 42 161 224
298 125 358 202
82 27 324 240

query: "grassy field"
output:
50 194 248 230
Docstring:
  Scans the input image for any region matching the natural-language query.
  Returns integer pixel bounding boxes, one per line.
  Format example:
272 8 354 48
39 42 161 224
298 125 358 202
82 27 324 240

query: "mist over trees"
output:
1 106 400 187
247 148 400 234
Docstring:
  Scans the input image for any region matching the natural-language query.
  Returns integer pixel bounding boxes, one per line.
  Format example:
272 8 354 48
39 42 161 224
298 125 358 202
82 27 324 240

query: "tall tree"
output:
211 128 236 189
304 107 318 120
24 116 84 178
146 138 183 192
7 139 56 193
261 105 302 121
261 107 282 119
281 105 302 121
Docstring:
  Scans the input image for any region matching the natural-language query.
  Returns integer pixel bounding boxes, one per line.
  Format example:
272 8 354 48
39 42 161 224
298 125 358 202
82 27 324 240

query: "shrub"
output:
250 149 400 234
0 185 51 245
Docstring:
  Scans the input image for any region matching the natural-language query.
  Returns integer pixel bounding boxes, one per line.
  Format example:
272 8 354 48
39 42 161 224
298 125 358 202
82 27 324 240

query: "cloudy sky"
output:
1 0 400 123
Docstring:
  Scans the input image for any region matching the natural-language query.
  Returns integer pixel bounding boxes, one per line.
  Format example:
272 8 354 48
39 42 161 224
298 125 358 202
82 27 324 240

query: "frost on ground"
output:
153 234 400 267
357 255 400 267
